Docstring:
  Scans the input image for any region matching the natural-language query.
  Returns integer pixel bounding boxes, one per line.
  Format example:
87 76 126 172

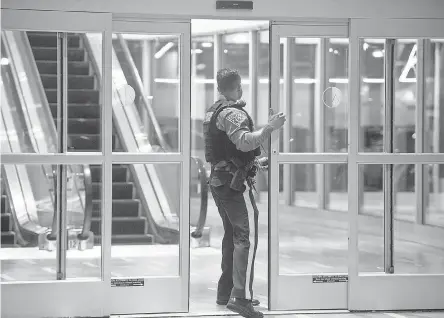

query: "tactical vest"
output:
203 100 261 165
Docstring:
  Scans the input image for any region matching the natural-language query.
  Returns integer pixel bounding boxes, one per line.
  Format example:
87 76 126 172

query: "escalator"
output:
1 181 16 247
27 32 155 244
1 30 209 248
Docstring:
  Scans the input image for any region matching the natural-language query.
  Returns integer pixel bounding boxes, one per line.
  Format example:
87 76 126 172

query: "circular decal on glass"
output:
322 87 342 108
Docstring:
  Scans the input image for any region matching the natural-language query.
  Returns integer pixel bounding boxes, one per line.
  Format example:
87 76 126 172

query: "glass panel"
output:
257 30 270 128
394 39 417 153
393 164 444 274
358 164 384 272
278 163 348 274
1 164 96 281
279 37 349 153
424 40 444 153
66 164 101 279
425 164 444 227
394 164 416 222
327 163 348 212
326 38 349 152
112 34 180 153
66 32 103 152
111 163 180 277
1 30 58 153
222 32 252 111
192 36 214 162
359 39 385 152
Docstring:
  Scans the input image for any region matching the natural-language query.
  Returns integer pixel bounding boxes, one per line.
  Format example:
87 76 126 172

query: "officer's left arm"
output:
219 108 274 153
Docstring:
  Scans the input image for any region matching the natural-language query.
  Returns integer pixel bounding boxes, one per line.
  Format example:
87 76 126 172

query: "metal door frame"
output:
1 9 111 318
269 20 349 311
104 17 191 315
348 18 444 311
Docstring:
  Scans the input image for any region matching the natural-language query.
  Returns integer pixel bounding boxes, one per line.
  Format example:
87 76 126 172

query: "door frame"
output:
1 10 192 317
104 17 191 315
348 18 444 311
268 20 349 311
1 9 111 318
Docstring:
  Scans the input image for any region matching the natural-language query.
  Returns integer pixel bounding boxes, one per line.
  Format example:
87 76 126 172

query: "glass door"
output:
1 9 110 317
269 21 349 310
103 18 191 314
348 18 444 311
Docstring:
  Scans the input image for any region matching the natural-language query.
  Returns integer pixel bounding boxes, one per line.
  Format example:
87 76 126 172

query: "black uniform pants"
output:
210 171 257 301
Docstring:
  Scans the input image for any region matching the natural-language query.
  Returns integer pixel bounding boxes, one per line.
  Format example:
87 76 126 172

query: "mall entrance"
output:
1 6 444 317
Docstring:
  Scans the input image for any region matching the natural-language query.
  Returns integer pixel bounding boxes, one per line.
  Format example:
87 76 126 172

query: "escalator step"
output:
27 33 80 48
41 74 95 90
67 134 116 152
66 118 100 134
90 165 128 183
90 217 146 235
36 61 90 76
45 89 99 104
49 104 100 119
92 199 140 218
92 182 134 200
1 214 11 232
31 47 85 62
1 195 7 214
1 231 16 246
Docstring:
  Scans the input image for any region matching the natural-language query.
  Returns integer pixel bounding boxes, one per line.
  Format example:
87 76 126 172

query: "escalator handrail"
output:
78 164 93 240
190 156 208 239
116 35 210 235
116 34 170 152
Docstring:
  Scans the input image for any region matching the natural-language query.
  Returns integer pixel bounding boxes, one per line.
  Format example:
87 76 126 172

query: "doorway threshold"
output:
112 309 350 317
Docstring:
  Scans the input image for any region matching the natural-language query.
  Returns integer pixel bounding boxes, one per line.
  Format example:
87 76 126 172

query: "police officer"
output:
204 68 286 318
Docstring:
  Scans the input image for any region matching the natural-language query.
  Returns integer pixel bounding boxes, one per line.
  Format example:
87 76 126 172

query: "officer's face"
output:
224 79 243 101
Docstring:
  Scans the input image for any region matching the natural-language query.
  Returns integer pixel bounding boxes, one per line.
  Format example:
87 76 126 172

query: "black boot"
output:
226 298 264 318
217 298 260 306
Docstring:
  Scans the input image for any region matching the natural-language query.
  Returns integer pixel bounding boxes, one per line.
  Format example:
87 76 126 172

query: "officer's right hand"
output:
268 112 286 130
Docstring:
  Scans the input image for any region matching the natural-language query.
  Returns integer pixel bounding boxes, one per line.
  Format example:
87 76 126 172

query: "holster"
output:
229 157 257 192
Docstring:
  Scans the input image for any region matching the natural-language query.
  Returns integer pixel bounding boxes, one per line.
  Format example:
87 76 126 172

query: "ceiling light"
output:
372 50 384 58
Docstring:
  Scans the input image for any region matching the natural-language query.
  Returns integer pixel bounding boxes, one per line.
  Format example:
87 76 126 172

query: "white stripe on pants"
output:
244 191 257 300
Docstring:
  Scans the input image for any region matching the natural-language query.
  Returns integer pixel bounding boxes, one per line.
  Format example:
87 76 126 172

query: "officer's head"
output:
217 68 242 102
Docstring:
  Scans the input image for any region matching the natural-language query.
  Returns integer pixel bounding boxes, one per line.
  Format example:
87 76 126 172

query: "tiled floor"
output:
2 193 444 316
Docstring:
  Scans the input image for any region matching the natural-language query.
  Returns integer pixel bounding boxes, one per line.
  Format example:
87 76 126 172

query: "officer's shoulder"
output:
220 107 248 127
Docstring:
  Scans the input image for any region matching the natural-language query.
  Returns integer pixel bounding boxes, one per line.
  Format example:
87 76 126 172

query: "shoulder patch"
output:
204 111 214 123
225 109 248 128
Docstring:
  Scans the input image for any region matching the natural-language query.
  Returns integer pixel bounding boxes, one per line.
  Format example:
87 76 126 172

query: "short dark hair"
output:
217 68 241 92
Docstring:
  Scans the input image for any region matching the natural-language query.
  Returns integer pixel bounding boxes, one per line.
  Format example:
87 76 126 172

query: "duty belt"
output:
212 160 258 192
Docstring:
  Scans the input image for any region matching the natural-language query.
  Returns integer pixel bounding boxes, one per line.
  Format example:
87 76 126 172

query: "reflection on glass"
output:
279 37 348 154
1 164 98 281
425 164 444 227
359 164 384 272
110 163 180 277
279 164 348 274
112 34 180 152
359 39 385 152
